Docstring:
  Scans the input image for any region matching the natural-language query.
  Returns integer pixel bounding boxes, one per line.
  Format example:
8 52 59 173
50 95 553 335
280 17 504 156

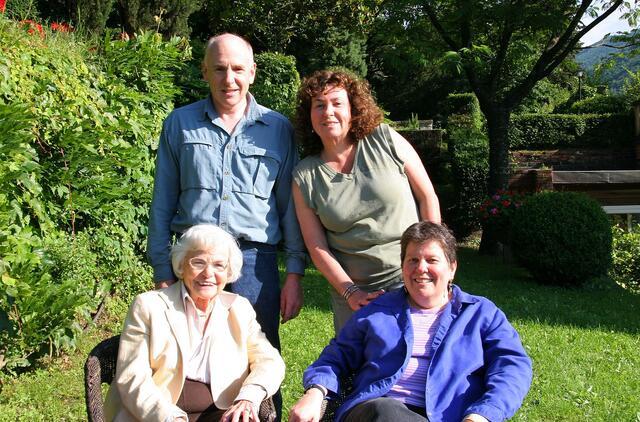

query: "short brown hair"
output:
401 222 457 265
295 70 383 156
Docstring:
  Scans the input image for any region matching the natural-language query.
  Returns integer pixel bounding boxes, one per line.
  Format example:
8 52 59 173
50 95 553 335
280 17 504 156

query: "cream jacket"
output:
104 282 285 421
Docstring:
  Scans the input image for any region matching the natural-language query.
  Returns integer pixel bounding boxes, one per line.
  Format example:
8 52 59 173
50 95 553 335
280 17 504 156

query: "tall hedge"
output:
447 113 489 238
508 113 634 149
443 93 483 129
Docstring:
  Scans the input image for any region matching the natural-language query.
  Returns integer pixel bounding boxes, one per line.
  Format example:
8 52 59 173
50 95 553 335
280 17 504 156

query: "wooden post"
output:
633 101 640 169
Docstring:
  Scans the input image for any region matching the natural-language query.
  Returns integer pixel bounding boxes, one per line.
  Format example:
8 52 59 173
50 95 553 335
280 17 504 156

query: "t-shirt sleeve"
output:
292 164 316 211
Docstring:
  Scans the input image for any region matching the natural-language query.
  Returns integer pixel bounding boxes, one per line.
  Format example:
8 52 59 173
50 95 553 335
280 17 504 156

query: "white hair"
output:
171 224 243 283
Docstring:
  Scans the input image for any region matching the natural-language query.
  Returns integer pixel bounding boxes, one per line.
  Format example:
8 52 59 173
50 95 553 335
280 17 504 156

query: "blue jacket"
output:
303 286 532 422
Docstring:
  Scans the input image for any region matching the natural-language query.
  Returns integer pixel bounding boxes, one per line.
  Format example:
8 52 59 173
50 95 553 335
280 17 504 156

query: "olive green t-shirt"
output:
292 124 419 289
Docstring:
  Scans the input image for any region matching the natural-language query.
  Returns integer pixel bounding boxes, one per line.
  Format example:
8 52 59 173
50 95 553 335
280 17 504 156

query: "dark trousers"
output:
226 240 282 421
177 379 225 422
344 397 427 422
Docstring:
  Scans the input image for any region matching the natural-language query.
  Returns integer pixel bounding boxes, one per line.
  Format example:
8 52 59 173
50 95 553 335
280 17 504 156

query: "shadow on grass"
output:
455 247 640 335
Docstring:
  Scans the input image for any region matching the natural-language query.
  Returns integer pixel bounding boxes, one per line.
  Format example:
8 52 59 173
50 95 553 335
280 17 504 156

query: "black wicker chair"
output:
84 335 277 422
318 375 353 422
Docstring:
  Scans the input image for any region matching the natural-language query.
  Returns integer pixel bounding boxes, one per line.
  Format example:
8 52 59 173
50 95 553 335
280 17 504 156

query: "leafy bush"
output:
568 94 629 114
511 192 612 287
515 78 571 114
447 114 489 238
610 225 640 292
0 18 184 372
508 113 633 149
253 52 300 118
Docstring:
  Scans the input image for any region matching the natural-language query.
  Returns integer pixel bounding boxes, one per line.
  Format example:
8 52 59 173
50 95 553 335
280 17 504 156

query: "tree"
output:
116 0 201 36
189 0 382 76
417 0 637 253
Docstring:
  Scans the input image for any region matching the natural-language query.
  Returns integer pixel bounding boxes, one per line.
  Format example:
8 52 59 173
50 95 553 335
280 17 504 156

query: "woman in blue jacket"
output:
289 222 532 422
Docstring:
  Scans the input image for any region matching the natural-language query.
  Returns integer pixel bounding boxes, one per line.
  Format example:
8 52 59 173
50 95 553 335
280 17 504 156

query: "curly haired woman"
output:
292 70 441 334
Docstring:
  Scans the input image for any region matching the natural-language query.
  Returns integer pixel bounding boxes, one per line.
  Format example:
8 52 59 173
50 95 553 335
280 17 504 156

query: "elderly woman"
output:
104 224 285 422
292 70 441 334
289 222 532 422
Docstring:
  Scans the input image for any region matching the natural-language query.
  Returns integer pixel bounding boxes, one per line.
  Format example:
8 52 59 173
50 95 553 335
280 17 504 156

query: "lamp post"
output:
577 71 584 101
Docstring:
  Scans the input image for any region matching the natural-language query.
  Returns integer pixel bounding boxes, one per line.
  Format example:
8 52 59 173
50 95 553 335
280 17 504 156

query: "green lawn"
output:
1 248 639 421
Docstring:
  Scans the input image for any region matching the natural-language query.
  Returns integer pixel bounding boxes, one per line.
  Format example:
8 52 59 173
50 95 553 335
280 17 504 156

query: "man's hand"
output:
154 280 175 290
346 289 385 311
280 273 303 323
288 387 324 422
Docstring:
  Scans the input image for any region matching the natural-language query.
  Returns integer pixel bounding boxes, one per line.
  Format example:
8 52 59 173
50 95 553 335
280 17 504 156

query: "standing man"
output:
147 34 305 415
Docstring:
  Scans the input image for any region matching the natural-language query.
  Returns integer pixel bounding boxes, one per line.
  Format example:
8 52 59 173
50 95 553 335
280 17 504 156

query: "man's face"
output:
203 36 256 113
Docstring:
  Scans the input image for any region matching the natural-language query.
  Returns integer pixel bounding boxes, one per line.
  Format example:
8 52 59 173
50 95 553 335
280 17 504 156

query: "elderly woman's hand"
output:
221 400 259 422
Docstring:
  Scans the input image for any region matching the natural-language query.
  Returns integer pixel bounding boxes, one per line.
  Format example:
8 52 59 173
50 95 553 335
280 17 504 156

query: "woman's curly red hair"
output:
295 70 383 156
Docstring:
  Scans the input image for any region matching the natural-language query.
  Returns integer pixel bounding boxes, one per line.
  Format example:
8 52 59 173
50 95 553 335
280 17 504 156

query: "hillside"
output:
576 30 640 91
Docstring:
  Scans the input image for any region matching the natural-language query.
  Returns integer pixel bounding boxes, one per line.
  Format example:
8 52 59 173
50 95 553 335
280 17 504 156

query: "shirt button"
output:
226 144 232 149
222 194 229 200
224 170 230 175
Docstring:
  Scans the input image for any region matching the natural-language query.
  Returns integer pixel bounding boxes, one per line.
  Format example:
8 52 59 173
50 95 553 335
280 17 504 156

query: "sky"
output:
580 6 634 46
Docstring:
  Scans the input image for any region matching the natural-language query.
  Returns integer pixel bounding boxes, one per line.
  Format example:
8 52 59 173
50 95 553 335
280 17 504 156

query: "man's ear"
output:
249 62 257 84
201 61 207 80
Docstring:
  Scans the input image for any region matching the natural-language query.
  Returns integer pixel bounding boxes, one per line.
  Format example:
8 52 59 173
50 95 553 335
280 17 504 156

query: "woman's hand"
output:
220 400 259 422
288 388 324 422
346 289 385 311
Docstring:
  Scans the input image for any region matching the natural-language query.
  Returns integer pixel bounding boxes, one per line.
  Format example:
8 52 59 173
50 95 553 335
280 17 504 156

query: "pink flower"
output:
492 194 501 200
490 208 498 215
0 0 6 13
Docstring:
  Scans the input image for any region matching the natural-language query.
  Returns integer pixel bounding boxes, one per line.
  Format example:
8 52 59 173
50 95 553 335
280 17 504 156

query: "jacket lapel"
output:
161 282 191 367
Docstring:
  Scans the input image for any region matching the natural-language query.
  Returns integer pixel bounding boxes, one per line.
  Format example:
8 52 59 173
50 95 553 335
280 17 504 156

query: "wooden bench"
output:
552 170 640 230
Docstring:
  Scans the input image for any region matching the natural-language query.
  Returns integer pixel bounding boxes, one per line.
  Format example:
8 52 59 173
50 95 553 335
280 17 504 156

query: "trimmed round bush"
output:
511 192 612 287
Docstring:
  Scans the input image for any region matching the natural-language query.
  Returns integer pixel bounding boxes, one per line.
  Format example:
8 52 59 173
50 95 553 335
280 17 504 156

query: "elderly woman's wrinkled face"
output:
182 248 230 308
402 240 457 310
310 85 352 143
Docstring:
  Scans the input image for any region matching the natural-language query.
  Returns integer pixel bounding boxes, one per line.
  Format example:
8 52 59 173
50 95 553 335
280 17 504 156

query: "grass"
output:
1 248 639 421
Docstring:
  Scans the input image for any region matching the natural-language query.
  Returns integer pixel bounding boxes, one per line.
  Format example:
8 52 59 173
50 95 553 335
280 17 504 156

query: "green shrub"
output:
447 114 489 238
443 93 483 129
508 113 634 149
511 192 612 287
568 94 629 115
253 52 300 118
610 225 640 292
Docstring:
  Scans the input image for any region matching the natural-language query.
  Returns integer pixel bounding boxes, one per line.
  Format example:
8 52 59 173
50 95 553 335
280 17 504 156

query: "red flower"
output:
502 200 511 207
20 20 45 38
1 0 6 13
51 22 73 32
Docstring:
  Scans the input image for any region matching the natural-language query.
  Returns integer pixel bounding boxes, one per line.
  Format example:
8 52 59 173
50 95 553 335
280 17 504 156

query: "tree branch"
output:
422 3 460 51
506 0 623 107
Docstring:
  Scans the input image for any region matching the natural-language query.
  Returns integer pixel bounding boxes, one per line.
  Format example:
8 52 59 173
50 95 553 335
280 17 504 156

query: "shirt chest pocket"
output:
232 144 281 199
179 140 220 190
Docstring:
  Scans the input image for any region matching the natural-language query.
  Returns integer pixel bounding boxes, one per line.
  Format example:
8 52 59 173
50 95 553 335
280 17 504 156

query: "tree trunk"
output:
479 105 512 255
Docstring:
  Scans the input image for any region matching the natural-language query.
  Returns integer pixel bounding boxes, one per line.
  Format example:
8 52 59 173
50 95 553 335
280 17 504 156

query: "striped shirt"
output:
387 306 444 407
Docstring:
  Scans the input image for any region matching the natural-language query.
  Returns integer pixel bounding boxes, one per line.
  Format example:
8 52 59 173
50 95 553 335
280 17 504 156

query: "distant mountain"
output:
576 30 640 92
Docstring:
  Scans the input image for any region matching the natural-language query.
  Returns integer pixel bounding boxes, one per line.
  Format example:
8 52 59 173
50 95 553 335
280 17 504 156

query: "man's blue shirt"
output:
147 94 306 282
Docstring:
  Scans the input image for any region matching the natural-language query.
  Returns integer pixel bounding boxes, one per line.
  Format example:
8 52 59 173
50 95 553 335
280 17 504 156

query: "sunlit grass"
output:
1 248 638 421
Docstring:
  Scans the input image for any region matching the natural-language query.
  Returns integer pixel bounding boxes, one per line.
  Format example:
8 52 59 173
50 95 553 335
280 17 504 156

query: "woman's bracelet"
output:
342 283 360 301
